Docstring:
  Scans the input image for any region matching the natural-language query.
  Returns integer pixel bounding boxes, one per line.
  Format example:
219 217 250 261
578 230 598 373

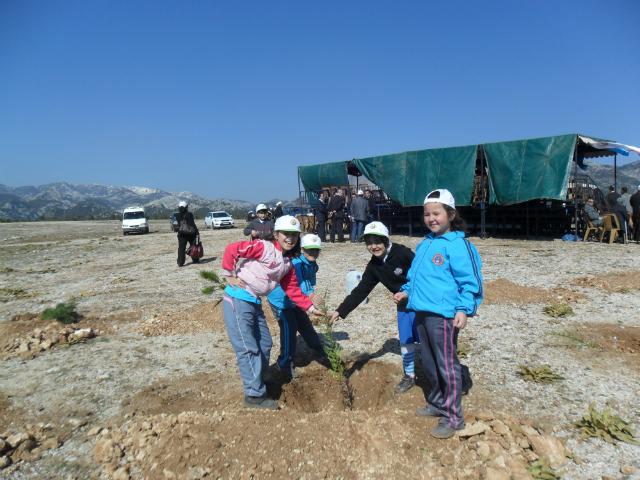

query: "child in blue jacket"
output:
394 189 483 439
267 234 326 378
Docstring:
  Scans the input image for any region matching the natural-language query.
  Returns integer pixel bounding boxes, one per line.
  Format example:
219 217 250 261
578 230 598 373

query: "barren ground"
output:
0 220 639 480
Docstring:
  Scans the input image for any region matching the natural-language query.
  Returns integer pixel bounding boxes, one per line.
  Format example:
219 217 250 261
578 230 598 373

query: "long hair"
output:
425 191 468 233
264 232 302 258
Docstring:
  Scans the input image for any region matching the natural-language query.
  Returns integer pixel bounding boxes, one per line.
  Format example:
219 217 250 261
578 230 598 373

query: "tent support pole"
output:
408 209 412 237
573 139 579 241
480 146 486 239
297 169 303 208
614 154 617 192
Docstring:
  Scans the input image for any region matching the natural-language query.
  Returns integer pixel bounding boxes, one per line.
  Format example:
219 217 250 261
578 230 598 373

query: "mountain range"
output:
0 183 295 220
1 160 638 220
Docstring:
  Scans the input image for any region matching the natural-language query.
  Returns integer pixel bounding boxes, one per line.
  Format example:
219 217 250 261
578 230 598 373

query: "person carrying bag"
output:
176 201 200 266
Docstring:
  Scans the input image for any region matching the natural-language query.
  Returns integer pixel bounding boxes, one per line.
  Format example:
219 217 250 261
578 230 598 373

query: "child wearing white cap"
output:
329 221 419 393
221 216 322 410
267 234 327 378
394 189 483 438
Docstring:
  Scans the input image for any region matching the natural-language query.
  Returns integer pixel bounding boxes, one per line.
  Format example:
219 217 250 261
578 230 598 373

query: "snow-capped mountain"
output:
0 182 260 220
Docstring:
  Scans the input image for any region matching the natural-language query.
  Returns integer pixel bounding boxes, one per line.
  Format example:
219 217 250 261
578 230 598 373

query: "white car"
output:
122 207 149 235
205 211 235 229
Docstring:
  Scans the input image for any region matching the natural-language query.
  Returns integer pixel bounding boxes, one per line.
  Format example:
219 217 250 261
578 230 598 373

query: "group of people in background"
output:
220 188 484 439
315 189 377 244
584 184 640 242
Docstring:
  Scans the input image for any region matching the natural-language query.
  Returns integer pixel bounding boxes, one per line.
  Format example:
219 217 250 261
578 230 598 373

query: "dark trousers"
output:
329 217 344 242
177 234 197 266
270 305 324 369
416 312 464 430
317 221 326 241
633 213 640 242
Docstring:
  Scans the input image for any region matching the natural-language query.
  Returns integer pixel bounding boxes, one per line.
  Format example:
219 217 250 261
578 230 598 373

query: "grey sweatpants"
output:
416 312 464 430
223 294 272 397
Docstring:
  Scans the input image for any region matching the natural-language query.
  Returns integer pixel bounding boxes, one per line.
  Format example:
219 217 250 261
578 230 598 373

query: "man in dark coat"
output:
176 201 200 267
328 189 345 243
630 185 640 242
274 202 284 219
364 190 376 223
605 185 620 209
610 196 630 239
315 192 327 241
350 190 369 242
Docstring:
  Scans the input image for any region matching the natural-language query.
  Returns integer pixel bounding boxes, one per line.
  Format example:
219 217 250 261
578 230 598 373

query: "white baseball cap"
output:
256 204 268 213
277 201 283 205
274 215 302 232
637 185 640 190
361 221 389 238
301 234 322 249
424 189 455 209
179 201 187 208
357 190 364 195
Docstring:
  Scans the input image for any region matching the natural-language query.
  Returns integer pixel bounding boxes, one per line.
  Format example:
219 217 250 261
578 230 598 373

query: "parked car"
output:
122 207 149 235
282 206 312 217
170 211 179 232
205 211 235 229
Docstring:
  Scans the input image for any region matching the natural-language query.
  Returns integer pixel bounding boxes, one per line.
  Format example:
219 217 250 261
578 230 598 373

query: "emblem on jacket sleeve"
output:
394 268 403 275
432 254 444 266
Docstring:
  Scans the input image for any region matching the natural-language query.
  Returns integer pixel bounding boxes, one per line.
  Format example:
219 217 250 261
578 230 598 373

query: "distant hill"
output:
583 159 640 193
0 182 291 220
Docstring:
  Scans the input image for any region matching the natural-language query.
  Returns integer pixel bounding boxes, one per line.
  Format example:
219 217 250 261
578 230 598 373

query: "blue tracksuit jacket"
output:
267 256 317 309
400 230 483 317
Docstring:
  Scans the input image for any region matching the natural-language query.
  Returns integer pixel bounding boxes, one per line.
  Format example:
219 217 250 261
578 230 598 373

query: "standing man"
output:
605 185 620 209
328 189 345 243
610 196 630 240
315 192 327 242
629 185 640 242
243 204 275 240
274 202 284 220
350 190 369 242
364 190 376 223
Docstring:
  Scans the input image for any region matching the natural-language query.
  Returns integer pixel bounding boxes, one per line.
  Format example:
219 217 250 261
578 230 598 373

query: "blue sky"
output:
1 0 638 202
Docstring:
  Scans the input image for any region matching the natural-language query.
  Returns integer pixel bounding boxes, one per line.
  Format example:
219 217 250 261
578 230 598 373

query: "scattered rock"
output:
0 456 11 469
0 439 6 454
69 418 88 428
6 432 30 449
529 435 567 469
457 422 490 437
87 427 103 437
485 467 510 480
622 465 636 475
40 437 60 450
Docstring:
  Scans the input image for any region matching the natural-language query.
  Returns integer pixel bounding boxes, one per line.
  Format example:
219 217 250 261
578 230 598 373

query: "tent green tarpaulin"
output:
352 145 478 207
484 134 578 205
298 161 348 192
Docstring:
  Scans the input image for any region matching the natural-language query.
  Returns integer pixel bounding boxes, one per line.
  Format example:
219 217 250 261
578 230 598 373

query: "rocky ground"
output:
0 220 639 479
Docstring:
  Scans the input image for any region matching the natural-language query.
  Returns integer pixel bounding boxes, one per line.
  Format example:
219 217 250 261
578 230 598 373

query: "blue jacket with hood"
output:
267 255 317 309
400 230 483 317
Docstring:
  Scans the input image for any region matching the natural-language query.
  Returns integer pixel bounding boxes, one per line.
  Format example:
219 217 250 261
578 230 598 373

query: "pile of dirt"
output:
565 323 640 354
571 271 640 293
0 423 64 470
484 279 586 305
90 362 571 480
136 300 279 336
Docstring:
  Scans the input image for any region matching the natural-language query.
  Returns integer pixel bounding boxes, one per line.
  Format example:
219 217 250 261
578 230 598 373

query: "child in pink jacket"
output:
222 215 321 410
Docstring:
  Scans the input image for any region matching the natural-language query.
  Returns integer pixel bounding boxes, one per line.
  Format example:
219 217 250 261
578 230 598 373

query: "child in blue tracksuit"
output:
394 189 483 439
267 234 326 378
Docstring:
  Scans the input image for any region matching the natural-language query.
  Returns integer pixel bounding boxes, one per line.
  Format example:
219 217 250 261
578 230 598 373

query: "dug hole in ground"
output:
0 220 639 480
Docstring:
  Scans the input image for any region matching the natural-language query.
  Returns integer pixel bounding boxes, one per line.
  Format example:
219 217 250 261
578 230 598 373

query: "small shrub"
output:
457 343 471 358
573 402 638 445
518 365 564 384
0 266 15 273
526 457 565 479
543 302 574 318
202 286 214 295
618 287 630 294
41 301 78 324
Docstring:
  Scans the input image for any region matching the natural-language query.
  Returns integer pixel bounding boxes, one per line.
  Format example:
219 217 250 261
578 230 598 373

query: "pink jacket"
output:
222 239 314 312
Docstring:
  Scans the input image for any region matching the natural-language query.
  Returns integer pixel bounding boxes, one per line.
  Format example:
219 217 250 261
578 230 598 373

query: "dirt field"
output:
1 220 639 479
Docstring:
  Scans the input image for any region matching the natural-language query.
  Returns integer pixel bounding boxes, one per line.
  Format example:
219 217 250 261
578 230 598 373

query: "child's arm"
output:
222 240 264 275
334 264 379 319
449 241 483 317
280 268 316 314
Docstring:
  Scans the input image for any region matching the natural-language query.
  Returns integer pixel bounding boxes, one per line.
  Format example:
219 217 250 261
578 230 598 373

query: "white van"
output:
122 207 149 235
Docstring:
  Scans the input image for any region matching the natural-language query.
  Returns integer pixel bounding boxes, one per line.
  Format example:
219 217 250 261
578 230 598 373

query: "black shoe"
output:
394 375 415 393
416 406 442 418
461 364 472 396
275 363 300 378
177 263 184 267
243 396 279 410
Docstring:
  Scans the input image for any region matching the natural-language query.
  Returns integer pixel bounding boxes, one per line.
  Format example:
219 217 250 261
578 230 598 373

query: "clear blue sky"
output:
1 0 638 202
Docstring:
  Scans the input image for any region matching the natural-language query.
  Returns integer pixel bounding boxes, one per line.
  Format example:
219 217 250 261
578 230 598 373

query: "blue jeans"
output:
223 294 272 397
354 220 365 242
350 219 357 242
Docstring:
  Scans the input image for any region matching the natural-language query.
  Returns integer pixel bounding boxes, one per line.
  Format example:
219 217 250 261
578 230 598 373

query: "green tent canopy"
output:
352 145 478 207
298 161 348 192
